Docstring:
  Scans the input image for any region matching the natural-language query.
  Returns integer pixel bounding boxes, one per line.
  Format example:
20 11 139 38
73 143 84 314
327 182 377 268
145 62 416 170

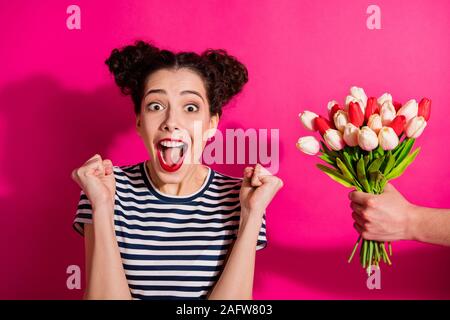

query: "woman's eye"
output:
147 103 165 111
184 104 199 112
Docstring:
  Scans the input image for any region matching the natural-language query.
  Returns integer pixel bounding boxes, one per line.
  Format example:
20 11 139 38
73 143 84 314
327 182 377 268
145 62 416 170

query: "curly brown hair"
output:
105 40 249 116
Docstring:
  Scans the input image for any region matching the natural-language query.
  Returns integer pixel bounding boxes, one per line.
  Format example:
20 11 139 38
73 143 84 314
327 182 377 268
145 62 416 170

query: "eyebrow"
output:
144 89 205 103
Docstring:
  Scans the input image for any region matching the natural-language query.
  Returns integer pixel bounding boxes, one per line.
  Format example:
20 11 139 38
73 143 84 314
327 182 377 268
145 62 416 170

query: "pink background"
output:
1 0 449 299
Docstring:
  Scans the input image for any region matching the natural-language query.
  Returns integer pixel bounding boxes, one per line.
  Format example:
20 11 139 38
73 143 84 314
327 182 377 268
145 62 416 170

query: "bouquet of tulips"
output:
296 86 431 272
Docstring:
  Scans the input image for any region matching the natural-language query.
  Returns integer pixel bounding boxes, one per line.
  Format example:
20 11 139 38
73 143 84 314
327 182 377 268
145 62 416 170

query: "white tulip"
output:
358 126 379 151
296 136 320 155
378 127 399 150
396 99 418 123
324 129 345 151
299 111 318 131
350 86 368 109
380 100 396 126
367 114 383 134
406 116 427 138
343 123 360 147
333 110 348 132
378 93 392 107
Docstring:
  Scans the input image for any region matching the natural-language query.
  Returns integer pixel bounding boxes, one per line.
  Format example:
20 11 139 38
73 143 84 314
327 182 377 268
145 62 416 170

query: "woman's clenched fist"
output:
71 154 116 209
239 163 283 222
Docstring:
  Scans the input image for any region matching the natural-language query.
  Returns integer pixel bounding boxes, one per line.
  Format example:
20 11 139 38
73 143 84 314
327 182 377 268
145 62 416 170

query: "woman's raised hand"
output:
239 163 283 222
71 154 116 210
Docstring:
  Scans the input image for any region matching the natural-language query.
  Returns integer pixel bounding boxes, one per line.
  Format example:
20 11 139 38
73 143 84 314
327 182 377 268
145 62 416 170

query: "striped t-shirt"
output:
73 161 267 300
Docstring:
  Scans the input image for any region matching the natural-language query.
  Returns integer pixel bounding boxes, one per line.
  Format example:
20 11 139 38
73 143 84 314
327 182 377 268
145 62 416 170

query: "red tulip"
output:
329 103 343 121
418 98 431 121
327 118 336 129
348 101 364 127
314 116 331 135
389 115 406 136
393 101 403 112
364 97 380 123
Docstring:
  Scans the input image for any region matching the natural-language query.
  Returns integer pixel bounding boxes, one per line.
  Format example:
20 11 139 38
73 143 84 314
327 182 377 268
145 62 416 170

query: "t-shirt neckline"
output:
140 161 214 203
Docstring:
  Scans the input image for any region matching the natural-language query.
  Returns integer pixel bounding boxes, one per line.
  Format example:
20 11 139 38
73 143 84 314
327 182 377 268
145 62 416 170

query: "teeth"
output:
160 140 185 148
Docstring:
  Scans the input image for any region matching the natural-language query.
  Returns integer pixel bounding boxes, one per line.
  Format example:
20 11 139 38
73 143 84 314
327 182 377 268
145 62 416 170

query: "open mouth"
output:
155 138 189 172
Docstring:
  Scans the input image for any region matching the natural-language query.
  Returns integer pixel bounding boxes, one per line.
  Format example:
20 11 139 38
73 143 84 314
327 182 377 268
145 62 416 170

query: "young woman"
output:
71 41 283 300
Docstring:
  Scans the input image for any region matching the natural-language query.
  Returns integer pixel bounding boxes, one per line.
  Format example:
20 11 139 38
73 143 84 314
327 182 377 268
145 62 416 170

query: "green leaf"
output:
338 155 364 190
368 171 385 193
352 147 359 162
381 151 395 175
341 151 357 177
320 141 339 158
391 139 407 162
336 157 354 180
336 156 364 190
373 145 385 159
394 138 415 166
386 148 421 180
363 154 370 168
319 154 337 167
354 147 361 161
375 171 387 194
356 158 371 192
369 172 379 194
392 138 407 158
379 175 387 191
368 156 385 174
316 164 354 188
368 172 376 191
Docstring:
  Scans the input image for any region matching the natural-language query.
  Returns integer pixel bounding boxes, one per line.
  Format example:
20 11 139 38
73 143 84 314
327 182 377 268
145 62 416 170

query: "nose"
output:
160 106 181 132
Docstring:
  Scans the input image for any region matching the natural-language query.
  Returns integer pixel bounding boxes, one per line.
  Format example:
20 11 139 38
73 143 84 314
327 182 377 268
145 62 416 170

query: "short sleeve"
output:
256 212 267 251
72 190 93 236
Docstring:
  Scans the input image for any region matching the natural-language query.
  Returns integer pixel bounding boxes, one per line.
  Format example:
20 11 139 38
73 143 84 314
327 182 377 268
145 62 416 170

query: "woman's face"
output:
136 67 219 184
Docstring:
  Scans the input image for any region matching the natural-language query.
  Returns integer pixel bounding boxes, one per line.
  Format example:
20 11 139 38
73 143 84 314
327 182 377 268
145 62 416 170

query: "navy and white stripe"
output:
73 161 267 300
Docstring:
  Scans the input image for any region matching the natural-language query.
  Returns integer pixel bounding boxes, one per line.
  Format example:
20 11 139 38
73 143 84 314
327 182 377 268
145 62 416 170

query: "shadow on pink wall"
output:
0 74 133 299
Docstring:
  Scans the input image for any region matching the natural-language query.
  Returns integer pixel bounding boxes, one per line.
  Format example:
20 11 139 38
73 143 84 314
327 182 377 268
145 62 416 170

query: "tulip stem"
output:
362 240 368 269
348 235 361 263
381 244 387 263
368 241 374 269
374 241 380 262
381 243 392 265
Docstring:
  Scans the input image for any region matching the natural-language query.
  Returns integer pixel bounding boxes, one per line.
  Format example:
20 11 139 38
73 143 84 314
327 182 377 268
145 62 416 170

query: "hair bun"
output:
201 49 248 112
105 40 160 95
